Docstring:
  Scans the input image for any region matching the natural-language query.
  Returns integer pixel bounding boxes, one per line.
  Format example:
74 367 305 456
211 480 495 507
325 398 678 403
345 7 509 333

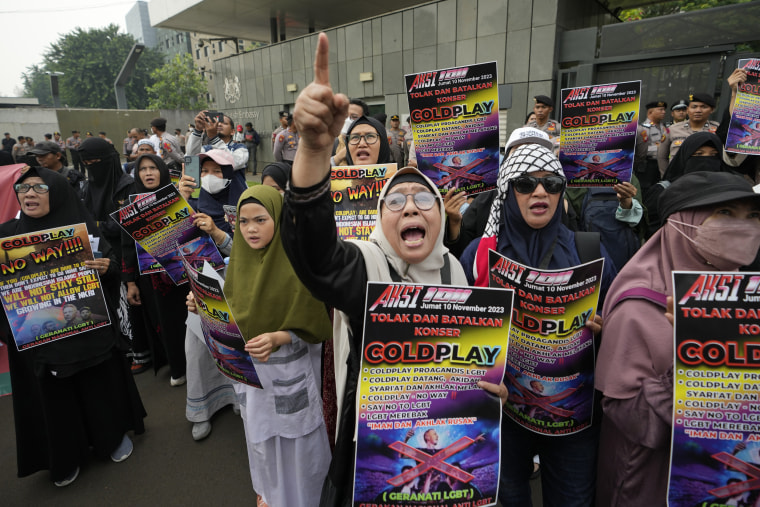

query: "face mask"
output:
201 174 230 195
684 156 720 175
669 217 760 270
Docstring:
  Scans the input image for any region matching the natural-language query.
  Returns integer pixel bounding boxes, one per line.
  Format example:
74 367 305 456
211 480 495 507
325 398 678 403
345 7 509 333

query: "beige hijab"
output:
332 167 468 433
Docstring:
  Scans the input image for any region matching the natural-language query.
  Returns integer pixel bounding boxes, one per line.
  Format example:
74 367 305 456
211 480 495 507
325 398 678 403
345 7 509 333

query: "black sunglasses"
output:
511 175 565 194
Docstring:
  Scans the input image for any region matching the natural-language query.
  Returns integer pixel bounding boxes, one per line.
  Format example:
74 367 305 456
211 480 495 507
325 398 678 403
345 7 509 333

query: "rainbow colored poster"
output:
668 271 760 506
129 194 164 275
331 164 397 241
111 184 224 285
0 223 111 350
181 259 261 389
405 62 499 196
488 250 603 435
726 59 760 155
352 282 513 507
559 81 640 186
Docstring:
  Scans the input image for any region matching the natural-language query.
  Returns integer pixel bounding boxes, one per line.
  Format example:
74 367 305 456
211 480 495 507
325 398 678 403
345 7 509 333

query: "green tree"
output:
620 0 753 21
38 24 164 109
146 53 209 110
21 65 54 106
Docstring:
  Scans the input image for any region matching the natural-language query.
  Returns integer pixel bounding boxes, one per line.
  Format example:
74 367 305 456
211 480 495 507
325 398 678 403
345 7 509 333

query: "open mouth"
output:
401 226 426 247
355 150 371 160
530 202 549 214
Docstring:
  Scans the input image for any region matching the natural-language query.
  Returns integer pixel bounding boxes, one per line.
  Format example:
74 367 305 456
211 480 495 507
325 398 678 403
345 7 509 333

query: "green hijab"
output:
225 185 331 344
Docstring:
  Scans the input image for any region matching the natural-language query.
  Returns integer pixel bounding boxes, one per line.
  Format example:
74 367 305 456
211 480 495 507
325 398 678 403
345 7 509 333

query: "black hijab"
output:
1 167 101 240
261 162 291 190
663 132 723 182
0 167 115 375
133 154 172 193
79 137 132 220
345 115 392 165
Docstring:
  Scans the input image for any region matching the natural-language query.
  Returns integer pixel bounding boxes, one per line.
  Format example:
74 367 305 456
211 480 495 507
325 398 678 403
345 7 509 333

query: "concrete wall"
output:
210 0 611 165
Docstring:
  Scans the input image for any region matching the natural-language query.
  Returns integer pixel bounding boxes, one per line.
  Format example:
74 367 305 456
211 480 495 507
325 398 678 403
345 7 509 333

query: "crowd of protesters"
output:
2 31 760 507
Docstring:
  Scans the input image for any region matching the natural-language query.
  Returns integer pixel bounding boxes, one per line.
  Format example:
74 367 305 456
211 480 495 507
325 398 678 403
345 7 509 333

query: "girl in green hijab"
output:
225 184 332 507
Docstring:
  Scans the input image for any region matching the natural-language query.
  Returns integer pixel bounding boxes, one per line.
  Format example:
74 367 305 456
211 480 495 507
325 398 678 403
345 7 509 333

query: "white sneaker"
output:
192 421 212 441
54 467 80 487
111 434 134 463
170 375 186 387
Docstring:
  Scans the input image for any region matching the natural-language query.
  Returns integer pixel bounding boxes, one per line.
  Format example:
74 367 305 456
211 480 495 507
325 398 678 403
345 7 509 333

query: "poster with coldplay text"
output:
0 223 111 351
559 80 640 186
129 194 164 275
353 282 513 507
331 163 397 242
488 250 603 435
668 271 760 506
111 184 224 285
405 62 499 196
181 257 262 389
726 59 760 155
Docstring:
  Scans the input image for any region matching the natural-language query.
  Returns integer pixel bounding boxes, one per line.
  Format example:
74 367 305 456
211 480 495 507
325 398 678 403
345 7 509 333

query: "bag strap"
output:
611 287 668 310
574 231 601 264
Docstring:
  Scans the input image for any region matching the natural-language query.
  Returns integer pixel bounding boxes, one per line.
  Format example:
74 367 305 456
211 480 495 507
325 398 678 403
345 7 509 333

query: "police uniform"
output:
665 99 688 128
526 119 561 142
527 95 561 149
273 129 299 162
388 120 406 168
271 111 289 148
657 93 719 174
634 100 667 193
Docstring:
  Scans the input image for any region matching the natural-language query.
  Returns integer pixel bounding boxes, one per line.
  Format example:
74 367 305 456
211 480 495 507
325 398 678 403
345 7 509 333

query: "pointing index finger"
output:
314 32 331 87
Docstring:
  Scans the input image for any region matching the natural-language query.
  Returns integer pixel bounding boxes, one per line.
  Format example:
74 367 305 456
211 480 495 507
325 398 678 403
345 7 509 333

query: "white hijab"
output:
333 167 468 434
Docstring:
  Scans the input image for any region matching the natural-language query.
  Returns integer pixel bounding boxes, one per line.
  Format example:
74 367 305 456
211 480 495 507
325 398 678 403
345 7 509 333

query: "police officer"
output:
526 95 561 148
273 114 299 163
271 110 289 149
387 114 406 167
667 100 688 127
657 93 720 175
635 100 667 194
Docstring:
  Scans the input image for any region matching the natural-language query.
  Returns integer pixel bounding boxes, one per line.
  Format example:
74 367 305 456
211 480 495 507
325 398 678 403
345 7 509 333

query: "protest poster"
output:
559 81 640 186
0 223 111 351
405 62 500 196
181 258 262 389
331 163 397 241
668 271 760 506
0 343 10 396
222 205 237 228
726 59 760 155
487 250 603 435
111 184 224 285
352 282 513 507
129 194 164 275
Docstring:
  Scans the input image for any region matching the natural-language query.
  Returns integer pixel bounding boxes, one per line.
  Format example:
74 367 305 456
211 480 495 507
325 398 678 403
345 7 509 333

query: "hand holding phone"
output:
184 155 201 187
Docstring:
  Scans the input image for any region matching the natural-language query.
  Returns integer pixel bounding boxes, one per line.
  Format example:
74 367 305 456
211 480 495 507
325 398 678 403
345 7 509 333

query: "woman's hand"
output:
126 281 141 306
443 190 467 241
291 32 348 187
586 313 603 336
478 380 508 406
193 213 227 245
613 181 637 210
84 257 111 276
178 172 197 200
244 331 291 362
665 296 674 326
186 291 198 314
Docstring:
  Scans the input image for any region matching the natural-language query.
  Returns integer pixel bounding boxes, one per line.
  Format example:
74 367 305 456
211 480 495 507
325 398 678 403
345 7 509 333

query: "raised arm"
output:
291 32 349 187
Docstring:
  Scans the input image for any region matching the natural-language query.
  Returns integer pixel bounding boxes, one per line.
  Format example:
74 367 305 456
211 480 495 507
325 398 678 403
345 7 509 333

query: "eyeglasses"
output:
383 191 437 212
511 175 565 194
348 133 379 145
14 183 50 194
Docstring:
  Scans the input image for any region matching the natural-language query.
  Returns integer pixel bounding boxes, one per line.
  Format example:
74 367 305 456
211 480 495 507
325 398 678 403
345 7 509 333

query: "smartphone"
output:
184 155 201 187
205 111 224 124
